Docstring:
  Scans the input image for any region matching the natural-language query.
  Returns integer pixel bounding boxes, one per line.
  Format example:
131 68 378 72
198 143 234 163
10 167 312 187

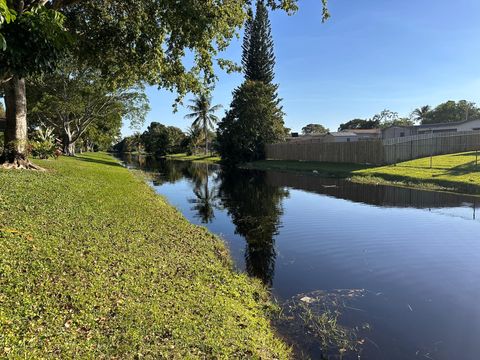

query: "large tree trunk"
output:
0 77 42 170
62 126 77 156
63 140 76 156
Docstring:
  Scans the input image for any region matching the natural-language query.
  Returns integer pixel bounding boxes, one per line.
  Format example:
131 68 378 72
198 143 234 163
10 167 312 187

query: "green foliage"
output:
243 0 276 84
30 140 56 159
420 100 480 124
184 94 222 154
0 152 290 358
0 0 16 50
372 109 414 128
140 122 186 156
0 5 69 78
219 1 286 164
338 118 379 131
29 126 57 159
339 110 414 130
302 123 329 135
411 105 431 123
28 63 148 154
184 126 204 155
61 0 313 99
165 153 221 164
218 80 286 164
80 114 122 152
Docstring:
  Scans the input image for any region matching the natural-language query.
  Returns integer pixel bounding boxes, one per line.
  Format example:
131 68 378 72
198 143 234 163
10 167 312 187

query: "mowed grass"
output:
249 152 480 194
355 151 480 193
165 153 221 164
244 160 370 177
0 153 290 358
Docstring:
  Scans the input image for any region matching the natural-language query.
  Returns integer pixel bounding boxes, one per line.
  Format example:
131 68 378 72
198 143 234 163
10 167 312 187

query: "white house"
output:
382 118 480 139
323 132 359 143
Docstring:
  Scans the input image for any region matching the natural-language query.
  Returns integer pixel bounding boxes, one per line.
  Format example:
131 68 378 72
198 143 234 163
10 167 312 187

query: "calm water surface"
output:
118 154 480 360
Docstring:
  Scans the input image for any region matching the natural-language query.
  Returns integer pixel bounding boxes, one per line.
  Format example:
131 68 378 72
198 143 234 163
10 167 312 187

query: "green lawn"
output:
165 153 221 164
355 151 480 193
249 152 480 194
244 160 371 177
0 153 289 358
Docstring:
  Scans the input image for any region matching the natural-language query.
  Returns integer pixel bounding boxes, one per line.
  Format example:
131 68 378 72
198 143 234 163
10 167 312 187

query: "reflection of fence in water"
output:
266 131 480 165
264 170 479 220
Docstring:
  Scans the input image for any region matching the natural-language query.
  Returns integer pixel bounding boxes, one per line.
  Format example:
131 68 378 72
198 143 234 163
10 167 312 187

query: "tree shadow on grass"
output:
450 151 480 157
75 155 123 168
444 161 480 176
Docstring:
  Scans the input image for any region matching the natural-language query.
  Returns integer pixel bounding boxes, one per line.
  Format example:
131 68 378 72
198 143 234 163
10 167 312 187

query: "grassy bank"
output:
355 151 480 194
244 160 370 177
0 153 289 358
165 153 220 164
249 151 480 194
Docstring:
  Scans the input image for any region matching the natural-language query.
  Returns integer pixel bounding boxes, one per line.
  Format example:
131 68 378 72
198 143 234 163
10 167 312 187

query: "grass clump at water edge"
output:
165 153 221 164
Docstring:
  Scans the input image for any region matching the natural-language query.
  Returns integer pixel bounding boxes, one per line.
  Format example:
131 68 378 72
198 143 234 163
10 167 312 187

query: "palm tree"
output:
184 94 222 155
411 105 431 124
186 126 202 155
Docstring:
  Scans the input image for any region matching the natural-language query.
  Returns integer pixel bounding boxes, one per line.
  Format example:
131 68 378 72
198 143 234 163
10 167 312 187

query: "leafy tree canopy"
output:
1 0 328 94
372 109 414 128
0 0 16 50
420 100 480 124
301 123 329 135
0 3 68 80
28 62 149 155
338 118 379 131
141 122 186 156
217 80 286 164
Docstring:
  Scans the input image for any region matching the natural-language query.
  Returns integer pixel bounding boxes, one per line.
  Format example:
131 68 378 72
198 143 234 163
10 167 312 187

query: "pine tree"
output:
241 7 254 74
243 0 276 84
218 0 286 164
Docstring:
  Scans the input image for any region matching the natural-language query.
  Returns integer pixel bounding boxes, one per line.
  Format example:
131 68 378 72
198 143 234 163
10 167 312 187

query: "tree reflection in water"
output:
218 168 289 286
119 155 289 286
186 163 220 224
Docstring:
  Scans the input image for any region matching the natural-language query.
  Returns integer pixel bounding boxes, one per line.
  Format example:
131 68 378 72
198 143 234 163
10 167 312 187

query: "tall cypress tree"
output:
218 0 287 164
243 0 276 84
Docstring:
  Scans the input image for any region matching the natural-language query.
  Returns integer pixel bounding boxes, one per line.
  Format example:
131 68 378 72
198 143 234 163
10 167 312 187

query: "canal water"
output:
118 154 480 360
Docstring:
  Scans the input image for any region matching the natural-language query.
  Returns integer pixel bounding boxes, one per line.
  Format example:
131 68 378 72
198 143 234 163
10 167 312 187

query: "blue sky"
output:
123 0 480 136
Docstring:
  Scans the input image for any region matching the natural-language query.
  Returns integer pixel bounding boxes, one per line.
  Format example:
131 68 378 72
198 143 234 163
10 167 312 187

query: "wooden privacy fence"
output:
265 131 480 165
383 131 480 164
265 140 385 165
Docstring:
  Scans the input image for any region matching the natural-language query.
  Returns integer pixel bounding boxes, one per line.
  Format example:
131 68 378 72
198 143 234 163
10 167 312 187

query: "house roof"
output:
417 118 480 129
383 118 480 132
328 131 357 137
346 129 381 134
287 134 327 143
